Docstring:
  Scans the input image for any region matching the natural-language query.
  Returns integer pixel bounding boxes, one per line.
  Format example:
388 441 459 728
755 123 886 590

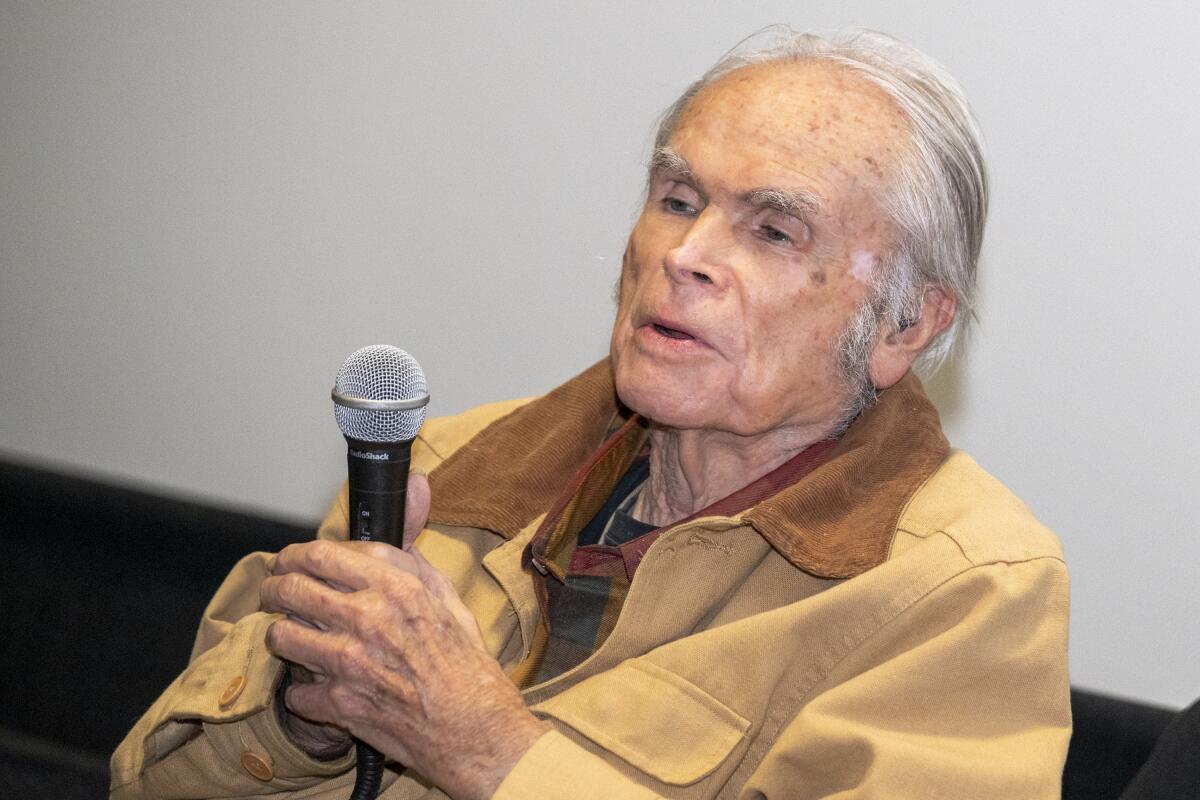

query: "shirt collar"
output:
428 358 948 579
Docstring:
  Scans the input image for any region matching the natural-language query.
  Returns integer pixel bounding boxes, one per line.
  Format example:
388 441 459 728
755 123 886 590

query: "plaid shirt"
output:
513 415 837 687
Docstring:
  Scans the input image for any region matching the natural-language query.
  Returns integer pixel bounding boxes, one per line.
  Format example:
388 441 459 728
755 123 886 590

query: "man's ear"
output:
868 287 957 390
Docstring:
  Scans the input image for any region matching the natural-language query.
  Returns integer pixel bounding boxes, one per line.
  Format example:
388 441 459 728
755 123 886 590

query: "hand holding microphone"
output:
277 344 433 796
261 345 547 800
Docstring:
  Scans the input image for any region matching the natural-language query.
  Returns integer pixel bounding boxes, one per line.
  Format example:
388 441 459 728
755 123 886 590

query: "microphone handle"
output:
344 436 413 800
346 437 412 546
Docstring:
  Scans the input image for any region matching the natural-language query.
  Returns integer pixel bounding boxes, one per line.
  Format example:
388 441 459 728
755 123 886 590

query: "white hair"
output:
653 27 989 416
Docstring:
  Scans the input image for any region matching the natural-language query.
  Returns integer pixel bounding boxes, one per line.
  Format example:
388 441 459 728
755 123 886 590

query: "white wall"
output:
2 1 1197 708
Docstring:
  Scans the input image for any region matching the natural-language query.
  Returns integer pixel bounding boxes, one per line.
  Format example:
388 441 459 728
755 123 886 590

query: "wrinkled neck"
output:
632 421 833 527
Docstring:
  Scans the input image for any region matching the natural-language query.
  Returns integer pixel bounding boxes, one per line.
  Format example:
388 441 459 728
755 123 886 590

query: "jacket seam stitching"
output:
885 450 952 561
895 525 1066 568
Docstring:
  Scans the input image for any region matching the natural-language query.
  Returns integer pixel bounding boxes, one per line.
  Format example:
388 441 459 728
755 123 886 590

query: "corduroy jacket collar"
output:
427 359 948 579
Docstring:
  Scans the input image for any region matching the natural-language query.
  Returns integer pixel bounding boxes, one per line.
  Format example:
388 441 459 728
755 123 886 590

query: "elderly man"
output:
111 28 1070 800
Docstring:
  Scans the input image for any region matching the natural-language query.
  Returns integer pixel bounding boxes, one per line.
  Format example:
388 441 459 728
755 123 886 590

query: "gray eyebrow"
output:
742 187 822 218
649 146 692 178
650 146 822 218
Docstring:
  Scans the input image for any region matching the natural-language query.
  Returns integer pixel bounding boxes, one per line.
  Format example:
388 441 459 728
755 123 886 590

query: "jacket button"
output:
218 675 247 708
241 750 274 781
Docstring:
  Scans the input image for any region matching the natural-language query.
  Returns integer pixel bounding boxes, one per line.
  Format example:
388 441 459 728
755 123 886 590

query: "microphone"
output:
330 344 429 800
332 345 430 547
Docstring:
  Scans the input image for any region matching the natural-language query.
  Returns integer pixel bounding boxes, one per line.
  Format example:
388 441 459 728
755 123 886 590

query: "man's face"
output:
610 61 909 438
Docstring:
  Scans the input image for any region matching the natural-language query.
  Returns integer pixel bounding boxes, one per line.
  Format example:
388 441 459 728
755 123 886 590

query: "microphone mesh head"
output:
333 345 428 442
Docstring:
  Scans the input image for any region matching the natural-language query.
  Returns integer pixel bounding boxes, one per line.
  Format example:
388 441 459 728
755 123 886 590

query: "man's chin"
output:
613 354 719 419
615 383 708 431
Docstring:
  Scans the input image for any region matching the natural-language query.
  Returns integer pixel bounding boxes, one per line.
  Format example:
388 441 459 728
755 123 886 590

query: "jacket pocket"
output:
532 659 750 786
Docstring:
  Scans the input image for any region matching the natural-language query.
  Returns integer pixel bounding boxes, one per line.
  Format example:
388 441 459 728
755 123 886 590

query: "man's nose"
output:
663 209 731 289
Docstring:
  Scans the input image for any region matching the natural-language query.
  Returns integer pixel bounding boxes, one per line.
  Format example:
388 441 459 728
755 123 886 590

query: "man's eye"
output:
760 225 793 245
752 210 810 248
663 197 696 215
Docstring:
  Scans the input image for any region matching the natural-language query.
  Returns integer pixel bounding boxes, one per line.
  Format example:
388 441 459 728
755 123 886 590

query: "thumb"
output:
403 471 431 550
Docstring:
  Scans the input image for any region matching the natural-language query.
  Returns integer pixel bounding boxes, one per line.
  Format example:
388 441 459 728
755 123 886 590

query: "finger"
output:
337 540 423 579
288 662 325 685
283 677 339 728
261 572 360 632
271 540 404 591
285 681 414 769
403 472 431 550
266 617 348 677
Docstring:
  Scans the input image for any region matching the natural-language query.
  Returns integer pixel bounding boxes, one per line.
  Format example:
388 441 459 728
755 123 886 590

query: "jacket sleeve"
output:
109 491 357 799
492 556 1071 800
107 400 511 800
744 555 1072 799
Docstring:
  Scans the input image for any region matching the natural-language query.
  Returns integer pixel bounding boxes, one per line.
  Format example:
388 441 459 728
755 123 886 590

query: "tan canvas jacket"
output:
111 362 1071 799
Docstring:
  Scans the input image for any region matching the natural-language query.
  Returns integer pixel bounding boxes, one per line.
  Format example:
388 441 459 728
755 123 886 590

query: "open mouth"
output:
652 323 694 340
